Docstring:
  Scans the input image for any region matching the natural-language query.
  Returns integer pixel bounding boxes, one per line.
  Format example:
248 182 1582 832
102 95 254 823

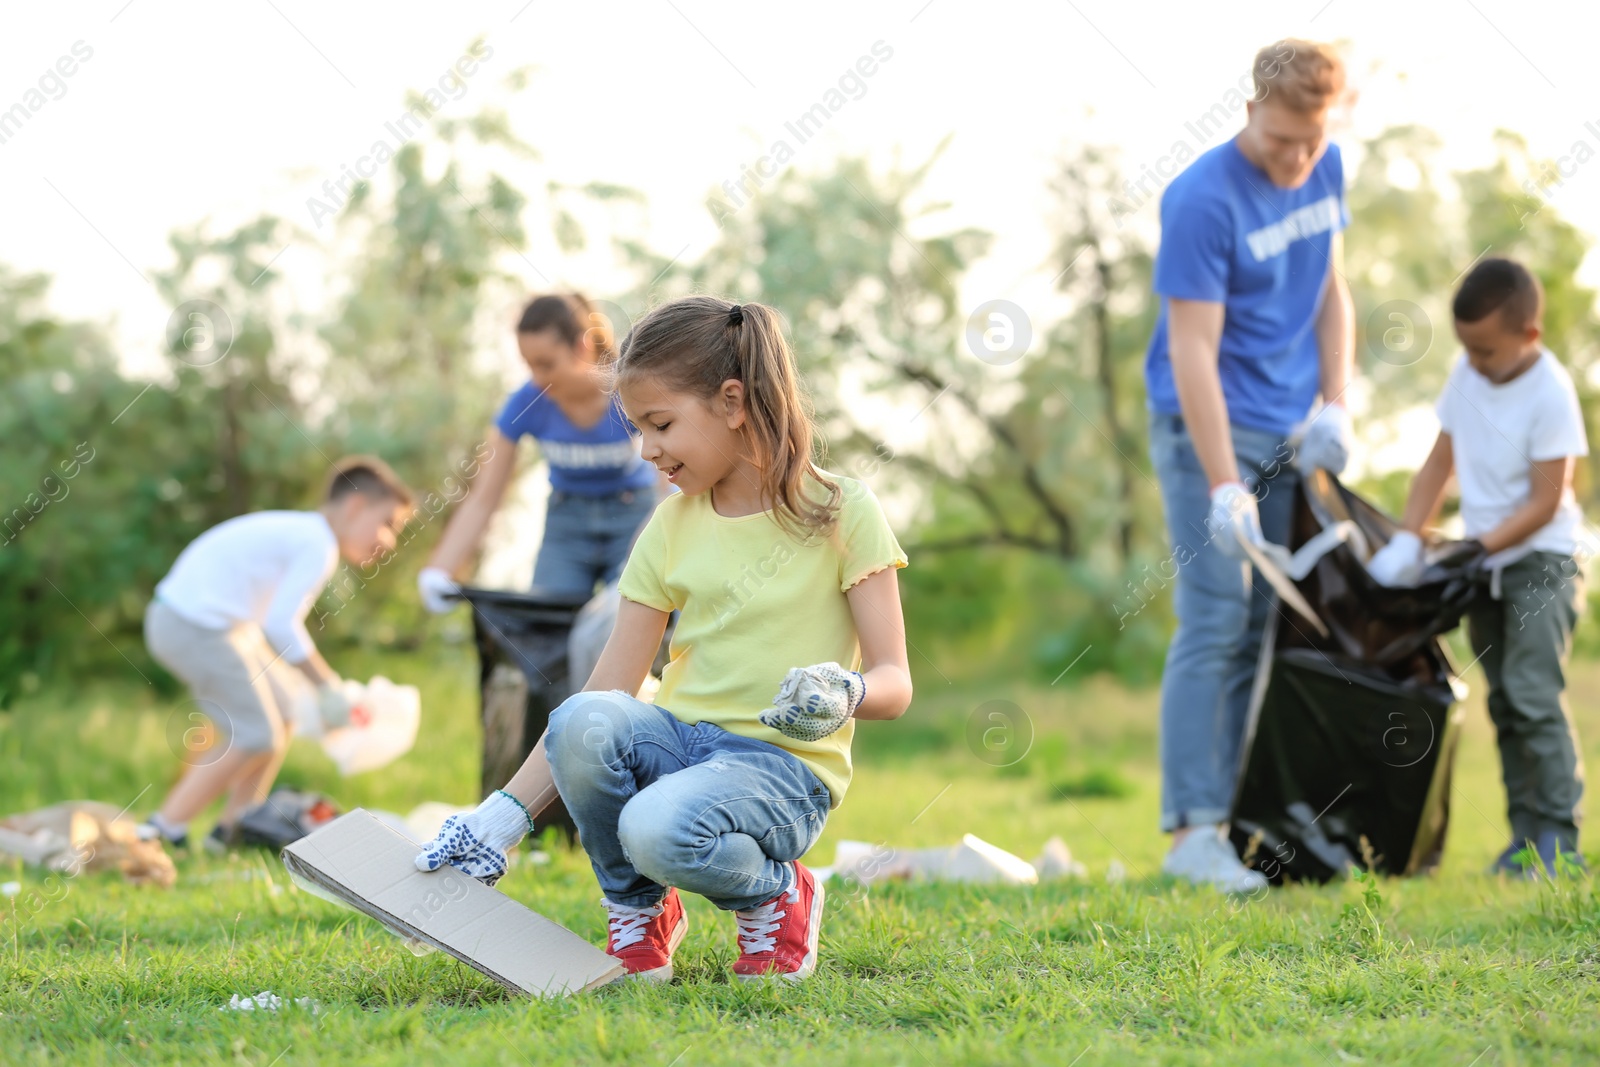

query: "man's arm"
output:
1167 297 1236 488
1479 455 1573 556
1315 232 1354 405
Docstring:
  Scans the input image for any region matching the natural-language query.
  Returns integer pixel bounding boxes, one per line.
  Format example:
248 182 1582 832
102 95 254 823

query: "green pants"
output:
1466 551 1587 849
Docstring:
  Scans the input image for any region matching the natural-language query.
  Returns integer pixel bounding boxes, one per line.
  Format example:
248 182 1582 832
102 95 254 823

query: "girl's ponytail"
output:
615 295 840 541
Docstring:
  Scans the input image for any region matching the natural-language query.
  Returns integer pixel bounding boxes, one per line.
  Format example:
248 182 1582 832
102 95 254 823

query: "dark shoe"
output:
203 823 239 855
1489 833 1586 879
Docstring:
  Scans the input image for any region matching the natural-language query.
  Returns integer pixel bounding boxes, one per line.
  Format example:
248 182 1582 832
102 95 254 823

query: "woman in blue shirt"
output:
419 293 664 606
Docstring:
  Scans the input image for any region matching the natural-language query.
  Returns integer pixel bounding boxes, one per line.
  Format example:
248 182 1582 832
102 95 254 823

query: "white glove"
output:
413 790 533 887
759 662 866 742
1206 481 1263 562
1367 530 1425 587
316 684 354 729
1293 402 1353 475
417 567 461 614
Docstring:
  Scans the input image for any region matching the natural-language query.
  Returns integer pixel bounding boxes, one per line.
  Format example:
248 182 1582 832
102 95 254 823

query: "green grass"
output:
4 636 1600 1064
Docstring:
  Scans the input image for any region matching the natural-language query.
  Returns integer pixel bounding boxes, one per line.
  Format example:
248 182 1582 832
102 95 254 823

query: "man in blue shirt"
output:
1144 40 1355 892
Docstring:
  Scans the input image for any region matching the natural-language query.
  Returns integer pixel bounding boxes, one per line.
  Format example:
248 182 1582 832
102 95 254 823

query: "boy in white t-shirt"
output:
140 456 413 852
1369 258 1590 877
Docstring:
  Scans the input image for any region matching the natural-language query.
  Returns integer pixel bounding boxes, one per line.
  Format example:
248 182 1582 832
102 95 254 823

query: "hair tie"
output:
727 304 744 327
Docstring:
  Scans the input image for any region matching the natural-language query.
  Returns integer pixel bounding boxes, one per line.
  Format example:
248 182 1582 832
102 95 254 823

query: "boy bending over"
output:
140 457 413 851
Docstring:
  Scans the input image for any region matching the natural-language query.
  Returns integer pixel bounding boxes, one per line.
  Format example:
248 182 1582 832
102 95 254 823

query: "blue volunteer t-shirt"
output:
1144 138 1348 436
495 383 658 495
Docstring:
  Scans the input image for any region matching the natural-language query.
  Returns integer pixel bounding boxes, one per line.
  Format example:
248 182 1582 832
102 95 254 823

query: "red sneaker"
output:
732 862 824 981
603 888 687 983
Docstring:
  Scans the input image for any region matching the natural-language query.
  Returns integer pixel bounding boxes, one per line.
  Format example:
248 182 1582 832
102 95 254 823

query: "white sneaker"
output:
1161 824 1268 894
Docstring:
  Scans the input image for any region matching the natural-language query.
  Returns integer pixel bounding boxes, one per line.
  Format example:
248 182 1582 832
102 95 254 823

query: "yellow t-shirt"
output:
616 471 908 807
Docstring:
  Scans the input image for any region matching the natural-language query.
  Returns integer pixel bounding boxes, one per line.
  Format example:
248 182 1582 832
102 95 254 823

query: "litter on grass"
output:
220 992 322 1014
826 834 1087 887
0 802 176 886
1032 836 1089 881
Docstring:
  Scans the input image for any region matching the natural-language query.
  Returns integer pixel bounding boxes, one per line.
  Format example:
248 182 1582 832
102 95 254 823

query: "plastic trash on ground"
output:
1032 836 1088 881
0 802 176 887
829 834 1040 886
235 788 341 849
220 991 321 1013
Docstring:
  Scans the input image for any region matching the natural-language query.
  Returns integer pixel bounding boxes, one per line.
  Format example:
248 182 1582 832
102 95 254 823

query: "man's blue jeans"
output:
545 690 832 911
1148 413 1298 832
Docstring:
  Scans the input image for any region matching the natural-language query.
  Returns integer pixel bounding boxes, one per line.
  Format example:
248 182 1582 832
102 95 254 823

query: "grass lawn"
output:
3 636 1600 1065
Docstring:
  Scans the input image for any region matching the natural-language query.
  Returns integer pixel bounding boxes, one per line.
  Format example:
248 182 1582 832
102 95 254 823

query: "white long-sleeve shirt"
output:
154 511 339 664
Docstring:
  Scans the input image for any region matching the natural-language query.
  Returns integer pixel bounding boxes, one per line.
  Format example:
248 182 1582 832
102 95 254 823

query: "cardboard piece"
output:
280 809 622 997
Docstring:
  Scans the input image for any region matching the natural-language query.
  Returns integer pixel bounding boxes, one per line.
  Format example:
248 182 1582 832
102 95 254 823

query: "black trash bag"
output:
1228 469 1485 883
458 586 591 837
1286 474 1486 669
235 787 342 849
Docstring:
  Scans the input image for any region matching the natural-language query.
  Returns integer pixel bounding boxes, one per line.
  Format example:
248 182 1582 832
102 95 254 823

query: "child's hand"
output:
316 684 353 729
413 790 534 887
759 662 866 742
1367 530 1425 587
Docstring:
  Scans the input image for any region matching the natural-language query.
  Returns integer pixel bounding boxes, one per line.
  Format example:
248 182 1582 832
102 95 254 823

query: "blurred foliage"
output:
1 113 1598 703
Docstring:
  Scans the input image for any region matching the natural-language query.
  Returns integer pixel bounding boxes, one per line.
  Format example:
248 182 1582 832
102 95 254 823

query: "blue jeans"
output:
1148 413 1298 832
532 488 658 598
545 690 832 911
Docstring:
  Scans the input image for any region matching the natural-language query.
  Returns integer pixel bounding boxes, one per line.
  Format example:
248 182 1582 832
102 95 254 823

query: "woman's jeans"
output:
1148 413 1298 832
532 488 657 598
545 690 832 911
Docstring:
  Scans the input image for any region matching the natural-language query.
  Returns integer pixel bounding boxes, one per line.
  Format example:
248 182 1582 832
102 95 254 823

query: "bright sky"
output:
7 1 1600 577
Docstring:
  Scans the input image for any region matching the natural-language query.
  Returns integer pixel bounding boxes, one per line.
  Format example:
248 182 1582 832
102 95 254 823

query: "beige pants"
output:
144 600 297 753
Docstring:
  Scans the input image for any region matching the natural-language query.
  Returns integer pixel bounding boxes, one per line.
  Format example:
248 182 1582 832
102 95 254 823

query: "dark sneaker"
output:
1489 833 1587 880
202 823 239 855
603 888 687 983
732 861 824 981
137 819 188 851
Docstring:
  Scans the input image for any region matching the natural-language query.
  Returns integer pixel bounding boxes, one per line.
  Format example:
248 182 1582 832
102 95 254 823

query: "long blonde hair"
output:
610 295 840 541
